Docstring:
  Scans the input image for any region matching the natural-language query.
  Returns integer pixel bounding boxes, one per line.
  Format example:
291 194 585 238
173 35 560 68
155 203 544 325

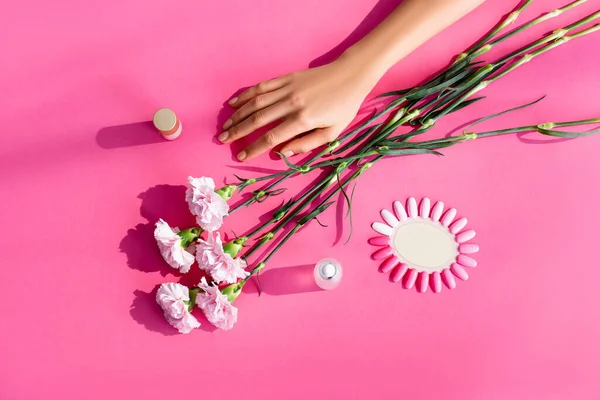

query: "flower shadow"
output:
130 288 178 336
130 287 218 335
120 184 196 275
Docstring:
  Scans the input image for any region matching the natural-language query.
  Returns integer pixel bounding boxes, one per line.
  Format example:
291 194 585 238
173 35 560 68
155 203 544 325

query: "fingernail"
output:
222 119 232 129
218 131 229 142
237 150 247 161
281 150 294 157
229 97 238 105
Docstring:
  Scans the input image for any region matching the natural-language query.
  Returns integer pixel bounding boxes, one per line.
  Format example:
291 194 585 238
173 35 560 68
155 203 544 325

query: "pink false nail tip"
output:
368 236 390 246
407 197 418 218
393 201 408 221
381 209 399 227
456 230 476 243
457 254 477 268
459 243 479 254
431 201 444 222
451 263 469 281
431 272 442 293
417 272 429 293
441 208 457 227
420 198 431 218
391 263 408 282
372 246 394 260
379 256 400 273
450 217 468 234
404 269 418 289
442 269 456 289
372 222 393 236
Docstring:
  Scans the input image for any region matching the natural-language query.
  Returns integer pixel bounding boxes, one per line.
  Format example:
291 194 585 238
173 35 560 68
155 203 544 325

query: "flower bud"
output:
222 236 248 258
177 227 203 248
215 184 237 201
220 281 245 303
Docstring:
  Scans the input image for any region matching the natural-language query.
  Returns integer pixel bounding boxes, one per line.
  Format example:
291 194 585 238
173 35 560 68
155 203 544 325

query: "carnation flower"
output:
196 277 238 331
156 282 200 334
185 176 229 231
196 231 249 284
154 219 196 273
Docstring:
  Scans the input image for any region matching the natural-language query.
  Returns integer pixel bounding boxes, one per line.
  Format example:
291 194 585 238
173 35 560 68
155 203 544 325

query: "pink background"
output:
1 0 600 398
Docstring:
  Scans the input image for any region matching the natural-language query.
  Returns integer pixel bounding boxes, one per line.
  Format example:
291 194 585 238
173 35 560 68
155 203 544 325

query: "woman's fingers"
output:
238 119 307 161
219 101 293 143
280 125 342 156
229 76 291 108
223 88 289 130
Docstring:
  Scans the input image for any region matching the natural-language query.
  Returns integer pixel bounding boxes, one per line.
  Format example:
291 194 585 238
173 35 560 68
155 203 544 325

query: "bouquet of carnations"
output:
152 0 600 333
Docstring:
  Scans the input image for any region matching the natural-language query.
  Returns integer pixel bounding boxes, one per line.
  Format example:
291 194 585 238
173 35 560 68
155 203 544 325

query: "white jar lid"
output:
153 108 177 132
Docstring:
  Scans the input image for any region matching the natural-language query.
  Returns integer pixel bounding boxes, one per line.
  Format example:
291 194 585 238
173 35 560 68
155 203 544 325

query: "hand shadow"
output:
243 264 323 296
309 0 402 68
96 121 164 149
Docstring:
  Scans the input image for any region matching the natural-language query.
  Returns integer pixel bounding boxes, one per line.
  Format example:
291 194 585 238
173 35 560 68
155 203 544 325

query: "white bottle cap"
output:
321 262 337 279
314 258 343 290
153 108 182 140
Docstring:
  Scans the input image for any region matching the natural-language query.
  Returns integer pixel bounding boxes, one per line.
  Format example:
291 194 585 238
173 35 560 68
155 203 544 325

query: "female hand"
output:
219 54 380 162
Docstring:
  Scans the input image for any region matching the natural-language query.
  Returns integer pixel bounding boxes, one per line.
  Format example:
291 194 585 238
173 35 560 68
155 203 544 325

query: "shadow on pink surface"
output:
96 121 164 149
516 131 571 145
131 286 218 335
212 0 402 163
120 184 195 275
130 288 178 336
123 184 226 334
244 264 322 296
309 0 402 68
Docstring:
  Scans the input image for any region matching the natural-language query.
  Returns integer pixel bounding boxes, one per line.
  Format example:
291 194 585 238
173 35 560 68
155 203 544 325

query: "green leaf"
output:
406 68 476 101
336 171 352 219
377 88 412 98
344 177 362 245
382 140 461 150
333 126 378 155
276 151 303 171
462 95 546 133
537 126 600 138
298 201 336 225
447 96 487 115
314 217 328 228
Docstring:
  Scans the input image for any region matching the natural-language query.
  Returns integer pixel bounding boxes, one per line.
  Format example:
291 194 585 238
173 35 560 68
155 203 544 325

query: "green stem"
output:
488 0 587 48
461 0 533 57
495 10 600 66
246 160 377 275
423 15 600 129
262 225 301 265
230 99 407 213
236 3 600 287
244 217 277 239
552 118 600 127
229 3 543 211
241 165 346 260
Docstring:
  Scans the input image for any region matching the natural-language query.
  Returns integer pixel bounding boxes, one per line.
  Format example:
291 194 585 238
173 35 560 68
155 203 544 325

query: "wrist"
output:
337 46 388 90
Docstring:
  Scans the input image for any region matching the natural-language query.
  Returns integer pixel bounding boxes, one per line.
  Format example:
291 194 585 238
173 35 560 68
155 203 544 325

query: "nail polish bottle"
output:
153 108 182 140
314 258 343 290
